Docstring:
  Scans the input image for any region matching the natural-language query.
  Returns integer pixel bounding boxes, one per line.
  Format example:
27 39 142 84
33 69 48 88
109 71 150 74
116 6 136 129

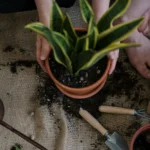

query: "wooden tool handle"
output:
79 108 107 136
0 120 47 150
99 106 135 115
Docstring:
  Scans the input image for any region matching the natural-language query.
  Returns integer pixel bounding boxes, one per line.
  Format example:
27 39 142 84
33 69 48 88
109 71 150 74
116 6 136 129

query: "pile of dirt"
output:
38 55 149 119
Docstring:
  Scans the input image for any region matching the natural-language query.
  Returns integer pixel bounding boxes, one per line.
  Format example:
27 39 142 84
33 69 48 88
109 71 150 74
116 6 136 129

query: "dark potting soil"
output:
3 46 14 52
2 45 37 73
133 131 150 150
125 122 141 137
50 56 107 88
9 60 36 73
3 46 29 53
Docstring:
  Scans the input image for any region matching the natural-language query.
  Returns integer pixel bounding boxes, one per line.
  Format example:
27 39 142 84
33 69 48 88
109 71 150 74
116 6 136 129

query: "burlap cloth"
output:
0 1 150 150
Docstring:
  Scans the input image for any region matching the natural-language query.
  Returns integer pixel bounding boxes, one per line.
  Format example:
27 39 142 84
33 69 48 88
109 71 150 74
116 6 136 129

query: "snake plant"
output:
25 0 143 76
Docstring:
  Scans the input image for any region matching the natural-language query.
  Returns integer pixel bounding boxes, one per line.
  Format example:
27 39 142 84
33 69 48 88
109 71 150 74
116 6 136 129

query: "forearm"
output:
123 0 150 19
35 0 53 26
92 0 110 22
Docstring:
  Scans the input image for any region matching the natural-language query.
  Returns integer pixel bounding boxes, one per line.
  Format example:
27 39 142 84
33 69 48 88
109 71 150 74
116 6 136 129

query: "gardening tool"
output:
99 105 150 120
79 108 129 150
0 99 47 150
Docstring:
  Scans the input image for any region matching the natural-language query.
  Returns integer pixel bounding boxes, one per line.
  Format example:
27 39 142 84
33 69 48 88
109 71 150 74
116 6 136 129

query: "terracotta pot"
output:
130 124 150 150
45 27 111 99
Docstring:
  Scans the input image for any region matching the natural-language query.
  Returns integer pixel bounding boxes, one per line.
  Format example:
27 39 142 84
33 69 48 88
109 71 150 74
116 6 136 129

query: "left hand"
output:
36 34 51 72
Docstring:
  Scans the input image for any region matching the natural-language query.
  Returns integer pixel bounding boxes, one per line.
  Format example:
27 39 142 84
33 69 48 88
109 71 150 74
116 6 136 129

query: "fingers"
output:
36 35 48 72
138 8 150 33
40 38 51 61
134 62 150 79
107 50 119 75
109 58 118 75
143 25 150 37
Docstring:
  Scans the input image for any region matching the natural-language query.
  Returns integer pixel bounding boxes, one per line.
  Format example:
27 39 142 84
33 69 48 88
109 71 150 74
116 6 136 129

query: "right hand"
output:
107 50 119 75
138 8 150 37
36 34 51 72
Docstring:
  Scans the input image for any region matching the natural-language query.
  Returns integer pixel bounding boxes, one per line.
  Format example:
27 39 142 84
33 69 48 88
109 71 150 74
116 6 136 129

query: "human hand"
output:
34 0 52 72
125 30 150 79
138 8 150 37
107 50 119 75
36 35 51 72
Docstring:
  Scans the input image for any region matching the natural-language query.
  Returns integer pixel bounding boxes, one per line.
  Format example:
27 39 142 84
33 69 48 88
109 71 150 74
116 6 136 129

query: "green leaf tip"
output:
97 0 131 33
80 0 94 23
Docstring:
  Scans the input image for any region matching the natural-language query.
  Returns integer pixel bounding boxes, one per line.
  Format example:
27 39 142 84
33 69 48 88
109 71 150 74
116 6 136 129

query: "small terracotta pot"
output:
45 27 111 99
130 124 150 150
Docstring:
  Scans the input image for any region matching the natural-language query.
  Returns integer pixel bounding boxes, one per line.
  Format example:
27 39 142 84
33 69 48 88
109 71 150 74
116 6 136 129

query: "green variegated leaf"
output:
75 34 89 53
96 17 143 50
63 30 73 45
88 17 96 33
63 15 77 45
53 32 72 56
25 23 72 73
88 27 98 49
50 1 64 32
75 43 140 75
25 22 54 43
80 0 94 23
97 0 131 33
53 32 73 72
88 18 98 49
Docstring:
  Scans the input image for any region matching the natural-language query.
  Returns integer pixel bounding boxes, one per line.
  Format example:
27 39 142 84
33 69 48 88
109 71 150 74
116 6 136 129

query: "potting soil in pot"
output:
50 56 107 88
133 131 150 150
38 51 150 119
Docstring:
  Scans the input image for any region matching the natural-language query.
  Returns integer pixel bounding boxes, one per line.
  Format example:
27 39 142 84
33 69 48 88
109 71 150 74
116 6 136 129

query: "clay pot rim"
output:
130 124 150 150
45 27 111 92
56 79 106 99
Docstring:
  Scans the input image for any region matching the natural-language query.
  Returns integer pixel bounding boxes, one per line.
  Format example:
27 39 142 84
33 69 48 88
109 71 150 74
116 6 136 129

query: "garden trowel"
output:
79 108 129 150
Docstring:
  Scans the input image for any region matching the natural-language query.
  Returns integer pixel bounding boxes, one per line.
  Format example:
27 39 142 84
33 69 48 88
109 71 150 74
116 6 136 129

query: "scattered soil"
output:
3 46 14 52
19 48 26 53
3 46 28 53
125 122 141 137
0 47 149 149
133 131 150 150
38 57 148 118
9 60 36 73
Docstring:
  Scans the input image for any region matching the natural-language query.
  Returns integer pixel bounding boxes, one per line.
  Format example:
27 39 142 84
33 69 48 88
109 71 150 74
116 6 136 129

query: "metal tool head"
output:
0 99 4 120
105 132 129 150
135 109 150 120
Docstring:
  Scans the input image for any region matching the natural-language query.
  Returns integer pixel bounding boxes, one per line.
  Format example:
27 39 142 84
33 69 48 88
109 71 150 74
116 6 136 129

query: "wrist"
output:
35 0 52 27
39 14 50 27
92 0 110 22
